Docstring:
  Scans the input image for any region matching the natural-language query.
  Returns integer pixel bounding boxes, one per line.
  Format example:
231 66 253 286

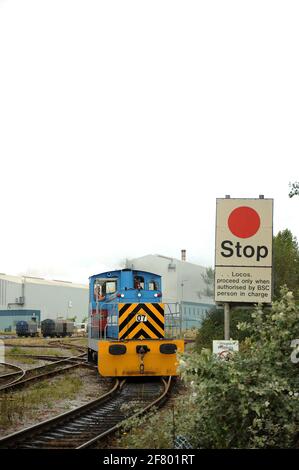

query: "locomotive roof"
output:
89 269 161 279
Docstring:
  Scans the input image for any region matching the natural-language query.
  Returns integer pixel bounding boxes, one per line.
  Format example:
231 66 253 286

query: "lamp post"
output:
181 279 188 303
67 300 72 319
180 279 188 334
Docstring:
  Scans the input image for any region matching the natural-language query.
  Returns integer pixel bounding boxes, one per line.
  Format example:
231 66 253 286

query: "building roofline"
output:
130 254 208 269
0 273 88 289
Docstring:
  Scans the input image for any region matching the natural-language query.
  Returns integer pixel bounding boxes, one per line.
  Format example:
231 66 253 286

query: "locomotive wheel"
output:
87 349 97 364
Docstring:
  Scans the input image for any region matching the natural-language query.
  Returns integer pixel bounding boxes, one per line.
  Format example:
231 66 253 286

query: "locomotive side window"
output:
94 281 105 301
106 280 117 294
94 278 117 300
134 275 144 289
149 280 158 291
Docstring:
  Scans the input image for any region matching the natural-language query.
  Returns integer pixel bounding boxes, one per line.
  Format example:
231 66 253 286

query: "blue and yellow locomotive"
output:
88 269 184 376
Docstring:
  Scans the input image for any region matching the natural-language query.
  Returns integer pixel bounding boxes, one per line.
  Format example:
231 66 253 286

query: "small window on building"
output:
148 280 158 291
134 275 144 290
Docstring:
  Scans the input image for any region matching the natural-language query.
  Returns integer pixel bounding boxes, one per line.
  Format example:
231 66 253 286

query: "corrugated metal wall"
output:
0 279 7 307
0 275 89 329
181 301 212 329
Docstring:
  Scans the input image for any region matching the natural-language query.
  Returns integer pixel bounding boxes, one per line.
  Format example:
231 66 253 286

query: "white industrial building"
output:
0 273 89 332
126 251 215 329
0 251 214 332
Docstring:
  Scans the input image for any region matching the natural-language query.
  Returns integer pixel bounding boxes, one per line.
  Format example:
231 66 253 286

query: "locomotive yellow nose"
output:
98 339 185 377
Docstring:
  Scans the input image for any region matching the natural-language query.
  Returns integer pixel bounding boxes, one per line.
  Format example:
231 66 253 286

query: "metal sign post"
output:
224 303 230 340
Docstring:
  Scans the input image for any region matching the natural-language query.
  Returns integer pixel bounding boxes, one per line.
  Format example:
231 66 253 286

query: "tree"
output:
289 182 299 198
67 315 77 322
200 267 214 298
273 229 299 300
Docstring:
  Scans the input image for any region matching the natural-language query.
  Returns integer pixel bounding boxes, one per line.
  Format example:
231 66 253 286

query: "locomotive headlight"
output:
154 293 162 298
154 293 158 298
121 294 125 298
137 293 141 297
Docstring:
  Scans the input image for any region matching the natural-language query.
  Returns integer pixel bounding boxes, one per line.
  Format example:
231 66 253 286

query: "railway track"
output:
48 340 87 353
6 354 87 362
5 341 87 353
0 377 172 449
0 363 25 387
4 343 68 348
0 355 89 392
0 338 89 392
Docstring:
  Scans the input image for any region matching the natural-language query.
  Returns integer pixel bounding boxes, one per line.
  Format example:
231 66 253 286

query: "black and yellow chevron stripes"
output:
118 303 164 340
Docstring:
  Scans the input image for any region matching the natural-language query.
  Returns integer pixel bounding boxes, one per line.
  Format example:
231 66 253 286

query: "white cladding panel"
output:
127 255 214 306
24 282 88 320
0 275 88 321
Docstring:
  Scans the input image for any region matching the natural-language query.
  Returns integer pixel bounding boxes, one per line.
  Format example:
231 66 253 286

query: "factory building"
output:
0 273 89 332
126 251 215 330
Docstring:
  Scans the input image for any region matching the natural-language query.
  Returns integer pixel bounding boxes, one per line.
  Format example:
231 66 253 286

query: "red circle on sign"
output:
228 206 260 238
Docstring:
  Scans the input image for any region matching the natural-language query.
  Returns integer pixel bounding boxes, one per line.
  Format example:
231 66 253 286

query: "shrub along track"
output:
0 377 172 449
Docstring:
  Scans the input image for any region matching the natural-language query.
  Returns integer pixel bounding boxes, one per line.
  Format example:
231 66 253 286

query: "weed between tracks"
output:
6 346 78 357
0 368 111 438
0 373 82 430
5 348 36 364
3 337 87 346
111 380 189 449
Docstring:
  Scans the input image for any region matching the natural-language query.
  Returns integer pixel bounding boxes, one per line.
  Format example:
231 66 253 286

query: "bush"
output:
180 288 299 448
119 406 173 449
119 288 299 448
195 306 255 352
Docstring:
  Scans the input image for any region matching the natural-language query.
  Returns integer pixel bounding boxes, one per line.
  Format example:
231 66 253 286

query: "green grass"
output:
0 373 83 429
7 346 23 355
7 347 68 357
8 356 36 365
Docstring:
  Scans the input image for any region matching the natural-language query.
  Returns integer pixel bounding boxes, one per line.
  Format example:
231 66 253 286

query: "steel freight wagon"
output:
41 319 74 338
16 320 38 337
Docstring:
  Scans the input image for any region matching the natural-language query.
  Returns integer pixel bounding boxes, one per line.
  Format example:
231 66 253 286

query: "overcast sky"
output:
0 1 298 284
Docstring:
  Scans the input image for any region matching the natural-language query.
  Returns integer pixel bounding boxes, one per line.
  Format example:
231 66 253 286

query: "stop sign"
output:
215 198 273 304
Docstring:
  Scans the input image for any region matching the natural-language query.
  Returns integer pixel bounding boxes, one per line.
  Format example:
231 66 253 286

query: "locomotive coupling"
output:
136 345 151 354
136 345 150 375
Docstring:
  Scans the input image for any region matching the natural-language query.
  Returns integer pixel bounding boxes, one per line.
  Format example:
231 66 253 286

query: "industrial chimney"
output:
181 249 186 262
